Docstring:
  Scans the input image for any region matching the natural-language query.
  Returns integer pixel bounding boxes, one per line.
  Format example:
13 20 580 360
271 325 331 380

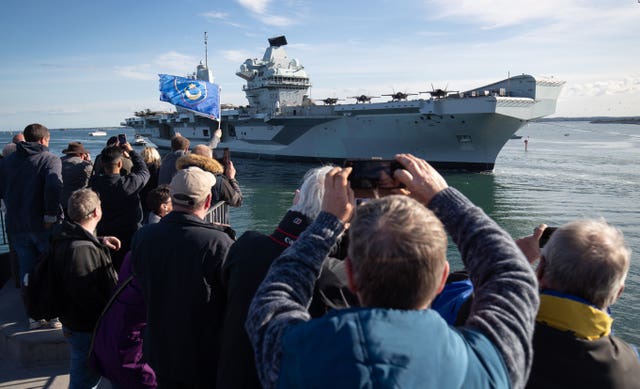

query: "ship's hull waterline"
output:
122 35 564 172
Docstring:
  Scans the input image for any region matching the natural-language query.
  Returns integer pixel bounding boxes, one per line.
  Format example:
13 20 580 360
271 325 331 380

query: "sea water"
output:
1 121 638 343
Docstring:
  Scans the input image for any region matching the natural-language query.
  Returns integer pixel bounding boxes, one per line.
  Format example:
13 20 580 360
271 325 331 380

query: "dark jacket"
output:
217 211 356 389
53 220 118 332
89 150 149 236
91 253 157 388
140 162 160 217
0 141 62 234
175 153 243 207
212 175 243 207
246 188 539 389
61 155 93 210
132 211 234 386
92 151 133 176
527 292 640 389
157 150 187 185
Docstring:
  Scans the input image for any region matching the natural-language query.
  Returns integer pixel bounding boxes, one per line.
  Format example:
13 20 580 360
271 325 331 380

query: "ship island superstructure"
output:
122 35 564 171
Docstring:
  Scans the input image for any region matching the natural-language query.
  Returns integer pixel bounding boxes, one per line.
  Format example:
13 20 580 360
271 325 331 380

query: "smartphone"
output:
222 148 230 166
539 227 558 248
344 159 403 190
117 133 127 145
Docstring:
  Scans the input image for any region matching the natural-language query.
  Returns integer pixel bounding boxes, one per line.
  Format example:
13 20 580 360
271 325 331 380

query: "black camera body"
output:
539 227 558 248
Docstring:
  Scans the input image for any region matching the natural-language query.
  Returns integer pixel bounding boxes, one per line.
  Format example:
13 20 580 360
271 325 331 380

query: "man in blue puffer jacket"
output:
246 154 539 389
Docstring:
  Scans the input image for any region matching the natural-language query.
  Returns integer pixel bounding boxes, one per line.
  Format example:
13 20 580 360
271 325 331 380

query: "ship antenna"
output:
204 32 208 68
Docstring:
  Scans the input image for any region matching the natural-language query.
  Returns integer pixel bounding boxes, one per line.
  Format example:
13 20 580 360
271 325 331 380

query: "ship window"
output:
203 129 209 137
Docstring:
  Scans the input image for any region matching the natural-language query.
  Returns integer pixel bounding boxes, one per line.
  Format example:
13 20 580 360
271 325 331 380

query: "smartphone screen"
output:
117 133 127 145
222 148 230 165
344 159 403 190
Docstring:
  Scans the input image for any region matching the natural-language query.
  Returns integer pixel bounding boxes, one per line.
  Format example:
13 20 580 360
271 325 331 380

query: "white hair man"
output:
217 165 356 388
527 220 640 388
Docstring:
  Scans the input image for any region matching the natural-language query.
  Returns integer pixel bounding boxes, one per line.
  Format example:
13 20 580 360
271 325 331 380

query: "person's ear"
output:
204 193 212 209
435 261 450 295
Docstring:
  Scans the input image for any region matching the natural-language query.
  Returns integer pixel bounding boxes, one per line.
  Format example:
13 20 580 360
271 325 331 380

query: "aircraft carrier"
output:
122 35 565 171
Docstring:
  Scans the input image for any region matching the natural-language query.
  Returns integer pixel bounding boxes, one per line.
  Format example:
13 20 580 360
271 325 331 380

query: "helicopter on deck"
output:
347 95 380 104
382 91 419 101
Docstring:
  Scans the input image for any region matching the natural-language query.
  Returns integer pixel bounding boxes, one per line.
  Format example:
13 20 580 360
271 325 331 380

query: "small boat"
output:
89 130 107 136
134 135 147 145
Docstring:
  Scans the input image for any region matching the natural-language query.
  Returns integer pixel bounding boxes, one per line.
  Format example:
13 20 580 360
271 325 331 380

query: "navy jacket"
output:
132 211 233 386
0 141 62 234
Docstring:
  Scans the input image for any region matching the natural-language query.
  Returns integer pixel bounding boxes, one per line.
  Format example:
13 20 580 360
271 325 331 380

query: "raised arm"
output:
395 154 539 389
246 167 354 389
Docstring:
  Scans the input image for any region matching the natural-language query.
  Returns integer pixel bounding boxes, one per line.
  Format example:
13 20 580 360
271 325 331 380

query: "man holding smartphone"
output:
89 140 149 271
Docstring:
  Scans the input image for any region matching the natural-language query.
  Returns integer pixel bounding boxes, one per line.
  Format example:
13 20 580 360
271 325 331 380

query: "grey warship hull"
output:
122 36 564 171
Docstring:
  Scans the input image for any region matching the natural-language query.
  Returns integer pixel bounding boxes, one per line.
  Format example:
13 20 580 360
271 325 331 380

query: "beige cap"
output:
170 166 216 207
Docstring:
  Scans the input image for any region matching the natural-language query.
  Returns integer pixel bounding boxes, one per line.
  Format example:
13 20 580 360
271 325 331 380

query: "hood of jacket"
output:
17 141 48 157
176 154 224 175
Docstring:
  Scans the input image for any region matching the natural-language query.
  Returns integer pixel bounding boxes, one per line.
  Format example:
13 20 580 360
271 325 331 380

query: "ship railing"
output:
204 201 230 226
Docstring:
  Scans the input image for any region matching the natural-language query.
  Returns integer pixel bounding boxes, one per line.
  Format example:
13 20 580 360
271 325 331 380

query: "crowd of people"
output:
1 123 639 389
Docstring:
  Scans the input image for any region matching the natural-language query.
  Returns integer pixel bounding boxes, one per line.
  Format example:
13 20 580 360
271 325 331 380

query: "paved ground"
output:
0 281 114 389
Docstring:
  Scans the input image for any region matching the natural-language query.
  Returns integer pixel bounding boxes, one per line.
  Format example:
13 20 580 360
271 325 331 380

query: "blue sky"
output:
1 0 638 130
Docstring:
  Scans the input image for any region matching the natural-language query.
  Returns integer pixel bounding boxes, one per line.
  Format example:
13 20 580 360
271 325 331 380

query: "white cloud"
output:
222 50 251 63
114 51 199 81
263 14 295 26
237 0 270 14
235 0 299 27
201 11 229 20
566 77 640 97
114 65 156 81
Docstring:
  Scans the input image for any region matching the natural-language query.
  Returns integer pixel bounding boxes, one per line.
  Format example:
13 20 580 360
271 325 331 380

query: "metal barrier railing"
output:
204 201 229 226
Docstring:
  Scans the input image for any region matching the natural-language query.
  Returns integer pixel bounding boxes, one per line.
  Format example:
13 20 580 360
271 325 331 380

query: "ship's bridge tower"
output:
236 36 311 113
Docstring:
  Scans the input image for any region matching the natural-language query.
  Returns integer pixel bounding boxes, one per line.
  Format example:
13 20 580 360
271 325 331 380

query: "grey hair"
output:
541 219 630 308
348 195 448 309
192 144 213 158
288 165 335 220
67 189 101 223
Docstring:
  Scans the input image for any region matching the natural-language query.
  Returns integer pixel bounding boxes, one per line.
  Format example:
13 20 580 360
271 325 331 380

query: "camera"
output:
117 133 127 145
538 227 558 248
214 147 230 166
344 159 403 190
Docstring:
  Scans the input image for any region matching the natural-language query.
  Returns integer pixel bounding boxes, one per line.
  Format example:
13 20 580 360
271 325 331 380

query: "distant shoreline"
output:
536 116 640 125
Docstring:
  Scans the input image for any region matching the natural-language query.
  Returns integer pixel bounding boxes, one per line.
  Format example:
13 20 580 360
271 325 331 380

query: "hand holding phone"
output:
344 159 403 190
117 133 127 145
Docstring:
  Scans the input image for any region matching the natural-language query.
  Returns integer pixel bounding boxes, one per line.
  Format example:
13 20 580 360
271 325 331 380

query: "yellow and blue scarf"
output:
536 290 613 340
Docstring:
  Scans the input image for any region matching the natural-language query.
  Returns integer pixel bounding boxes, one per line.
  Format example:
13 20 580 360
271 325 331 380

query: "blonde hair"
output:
348 195 448 309
141 147 161 167
541 219 631 308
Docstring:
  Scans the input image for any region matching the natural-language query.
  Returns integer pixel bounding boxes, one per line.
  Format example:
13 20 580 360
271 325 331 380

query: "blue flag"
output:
159 74 220 119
